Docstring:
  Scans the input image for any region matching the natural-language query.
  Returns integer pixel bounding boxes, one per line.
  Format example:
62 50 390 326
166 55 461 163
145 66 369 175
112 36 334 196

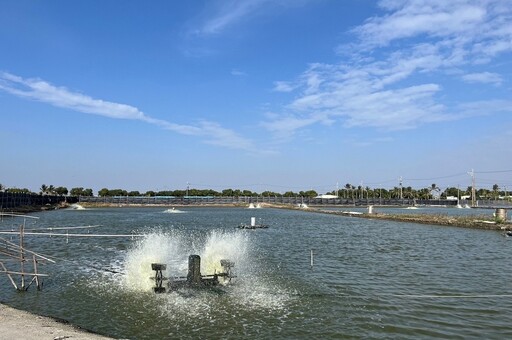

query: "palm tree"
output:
493 184 499 199
40 184 48 195
345 183 351 199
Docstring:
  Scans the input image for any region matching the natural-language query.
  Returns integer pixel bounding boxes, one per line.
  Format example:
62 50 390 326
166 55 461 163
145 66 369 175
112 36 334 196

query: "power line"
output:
404 172 468 181
475 169 512 174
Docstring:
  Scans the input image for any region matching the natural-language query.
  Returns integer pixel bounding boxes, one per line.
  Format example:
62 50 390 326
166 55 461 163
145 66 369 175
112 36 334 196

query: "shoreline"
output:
75 202 510 231
3 201 510 232
0 302 113 339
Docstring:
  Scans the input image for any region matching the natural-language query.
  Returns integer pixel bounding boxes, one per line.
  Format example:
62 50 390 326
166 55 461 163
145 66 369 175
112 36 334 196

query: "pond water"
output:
1 207 511 339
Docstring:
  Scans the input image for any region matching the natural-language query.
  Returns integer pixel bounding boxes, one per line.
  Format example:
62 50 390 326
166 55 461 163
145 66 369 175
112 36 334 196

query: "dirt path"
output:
0 303 113 340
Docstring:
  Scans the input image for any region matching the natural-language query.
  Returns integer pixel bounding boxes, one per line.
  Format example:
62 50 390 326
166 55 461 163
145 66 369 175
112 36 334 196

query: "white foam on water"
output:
122 230 250 291
162 208 186 214
72 228 293 322
200 230 249 282
123 231 185 291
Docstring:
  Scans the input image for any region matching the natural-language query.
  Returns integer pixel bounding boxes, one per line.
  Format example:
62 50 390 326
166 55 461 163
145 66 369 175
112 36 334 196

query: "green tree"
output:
493 184 499 199
98 188 109 197
70 187 84 196
303 190 318 198
6 187 31 194
40 184 48 194
444 187 459 198
54 186 68 196
283 191 297 197
242 190 253 196
70 187 93 196
222 189 234 196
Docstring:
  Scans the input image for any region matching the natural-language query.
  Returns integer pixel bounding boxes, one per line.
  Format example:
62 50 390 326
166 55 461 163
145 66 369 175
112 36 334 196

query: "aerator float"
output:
151 255 235 293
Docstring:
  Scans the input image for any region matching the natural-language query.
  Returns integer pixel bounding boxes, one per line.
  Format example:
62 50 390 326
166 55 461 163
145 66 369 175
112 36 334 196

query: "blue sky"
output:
1 0 511 194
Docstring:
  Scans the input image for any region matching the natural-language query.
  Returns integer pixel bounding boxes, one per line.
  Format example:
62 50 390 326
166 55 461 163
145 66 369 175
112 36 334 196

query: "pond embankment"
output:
271 204 510 231
0 303 113 340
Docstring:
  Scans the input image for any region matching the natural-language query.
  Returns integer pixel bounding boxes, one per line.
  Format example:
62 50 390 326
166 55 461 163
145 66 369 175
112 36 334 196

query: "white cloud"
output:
194 0 315 36
455 99 512 118
0 72 146 120
0 72 257 152
354 1 487 48
195 0 272 36
461 72 502 85
263 0 512 138
231 69 247 76
273 81 295 92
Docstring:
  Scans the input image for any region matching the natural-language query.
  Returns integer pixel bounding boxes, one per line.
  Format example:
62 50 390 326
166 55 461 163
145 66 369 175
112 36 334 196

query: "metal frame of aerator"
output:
151 254 235 293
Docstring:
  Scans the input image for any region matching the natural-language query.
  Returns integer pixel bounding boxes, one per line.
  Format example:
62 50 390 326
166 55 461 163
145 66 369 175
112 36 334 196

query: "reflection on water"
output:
1 207 512 339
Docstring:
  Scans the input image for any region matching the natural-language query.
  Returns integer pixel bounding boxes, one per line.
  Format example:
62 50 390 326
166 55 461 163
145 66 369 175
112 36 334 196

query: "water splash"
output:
200 230 248 282
162 208 186 214
123 230 249 291
119 229 292 319
69 203 86 210
124 231 185 291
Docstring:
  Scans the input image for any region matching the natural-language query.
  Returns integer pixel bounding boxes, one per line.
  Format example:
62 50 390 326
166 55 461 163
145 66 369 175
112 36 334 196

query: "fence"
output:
78 195 460 206
0 192 76 210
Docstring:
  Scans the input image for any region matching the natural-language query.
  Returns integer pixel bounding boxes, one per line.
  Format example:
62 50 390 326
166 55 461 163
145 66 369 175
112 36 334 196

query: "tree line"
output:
0 182 509 200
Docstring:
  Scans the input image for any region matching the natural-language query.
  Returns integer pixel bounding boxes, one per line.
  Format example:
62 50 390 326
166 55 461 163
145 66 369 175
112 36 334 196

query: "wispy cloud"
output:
352 1 487 49
194 0 314 36
0 72 147 120
231 69 247 76
273 81 296 92
264 0 512 137
0 72 257 152
195 0 272 36
461 71 502 85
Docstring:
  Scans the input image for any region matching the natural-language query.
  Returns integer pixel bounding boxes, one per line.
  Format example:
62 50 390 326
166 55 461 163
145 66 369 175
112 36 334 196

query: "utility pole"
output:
186 182 190 197
468 169 476 207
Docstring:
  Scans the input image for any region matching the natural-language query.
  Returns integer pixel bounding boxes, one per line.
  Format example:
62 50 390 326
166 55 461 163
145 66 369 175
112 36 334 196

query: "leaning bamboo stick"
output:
0 262 18 289
0 237 56 263
0 232 145 238
0 269 48 276
33 255 40 290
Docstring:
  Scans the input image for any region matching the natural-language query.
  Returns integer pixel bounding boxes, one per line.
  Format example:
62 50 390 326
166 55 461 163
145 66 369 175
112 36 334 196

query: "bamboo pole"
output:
0 237 56 263
0 232 145 238
0 262 18 289
20 221 25 290
0 270 48 276
33 255 40 290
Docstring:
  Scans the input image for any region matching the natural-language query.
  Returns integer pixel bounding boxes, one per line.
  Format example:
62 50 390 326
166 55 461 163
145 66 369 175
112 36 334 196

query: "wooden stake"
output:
33 255 40 290
20 222 25 290
0 261 18 290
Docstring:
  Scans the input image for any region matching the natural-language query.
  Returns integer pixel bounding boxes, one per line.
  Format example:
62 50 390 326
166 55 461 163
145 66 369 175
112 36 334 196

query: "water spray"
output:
151 254 236 293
